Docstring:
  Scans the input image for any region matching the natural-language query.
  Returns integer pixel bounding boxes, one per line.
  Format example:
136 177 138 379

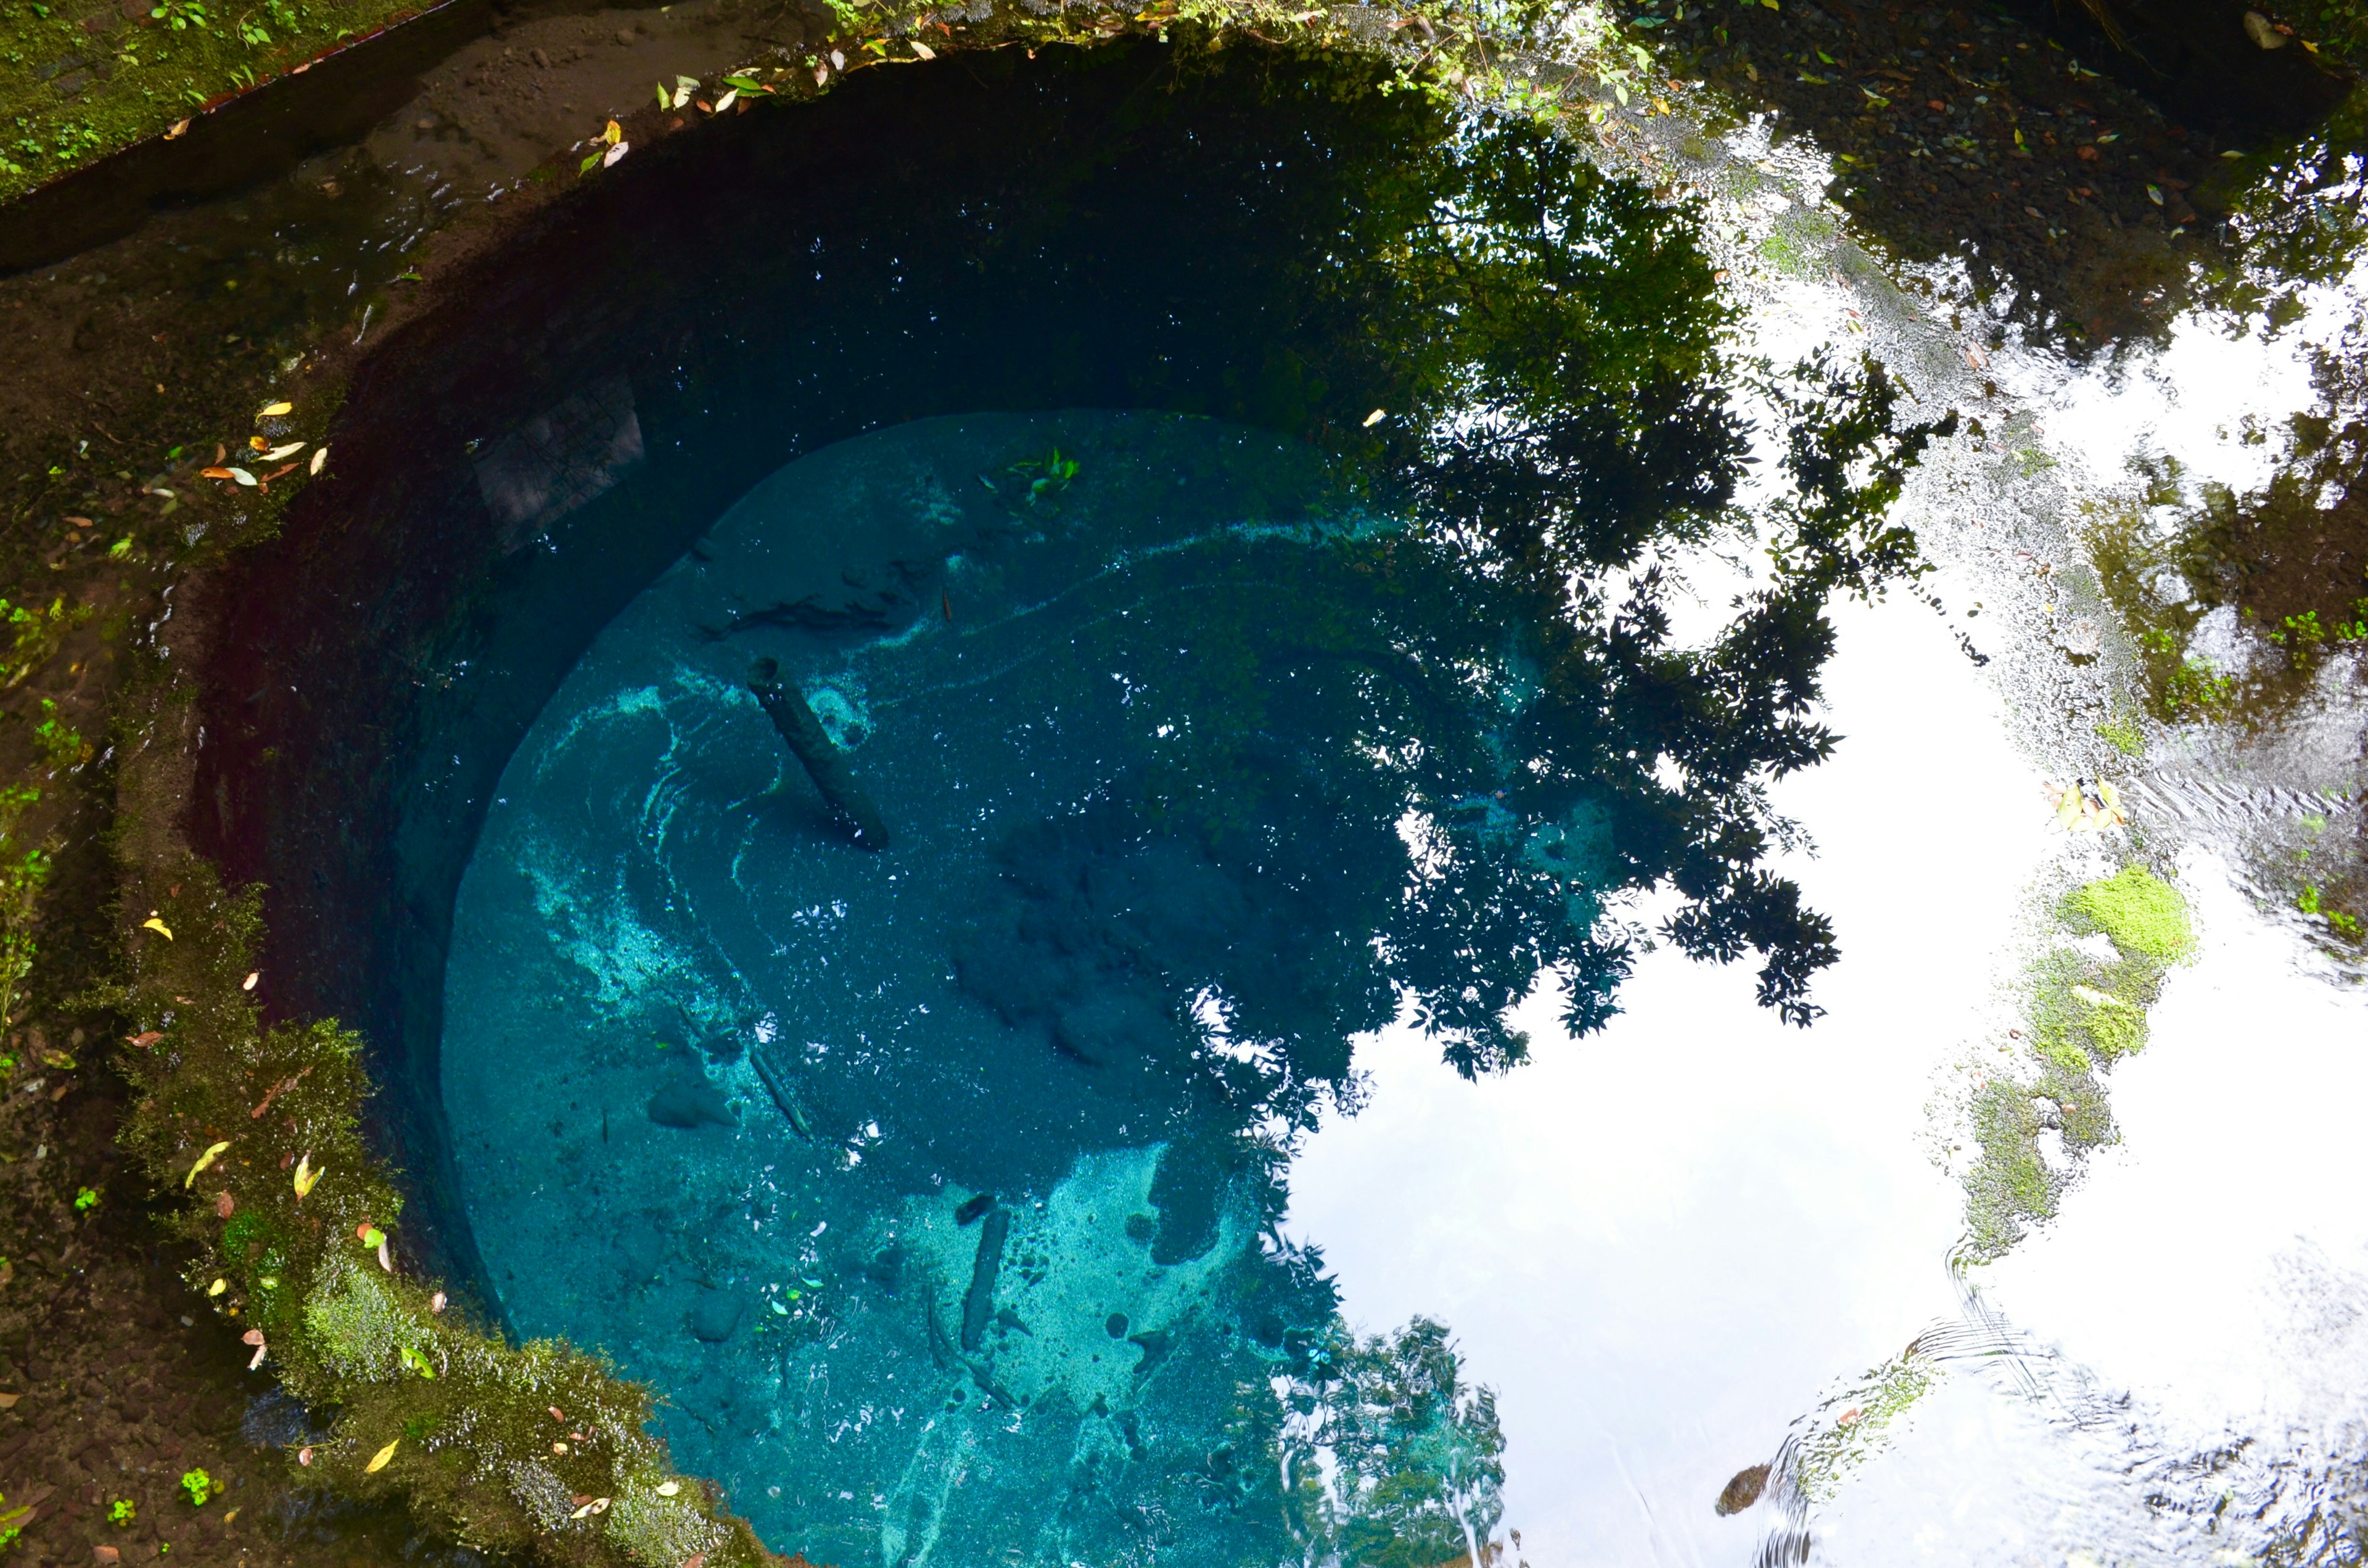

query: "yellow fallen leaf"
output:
655 1482 681 1497
293 1154 323 1198
310 445 330 476
1362 408 1386 427
165 118 191 139
185 1139 231 1188
603 118 623 144
713 88 739 111
142 914 173 939
364 1437 400 1474
258 401 293 418
207 1277 228 1296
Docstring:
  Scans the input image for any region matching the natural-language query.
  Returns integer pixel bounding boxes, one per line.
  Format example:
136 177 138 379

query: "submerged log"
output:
746 657 890 850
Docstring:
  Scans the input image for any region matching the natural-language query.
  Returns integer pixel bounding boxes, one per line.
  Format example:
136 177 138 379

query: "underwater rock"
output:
646 1078 736 1129
688 1290 744 1344
1127 1328 1174 1381
747 656 890 850
1715 1463 1771 1516
953 1192 995 1226
960 1207 1011 1353
863 1246 905 1294
748 1044 816 1137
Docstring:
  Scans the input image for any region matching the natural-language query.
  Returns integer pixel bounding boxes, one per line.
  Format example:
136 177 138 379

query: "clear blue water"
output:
443 410 1548 1567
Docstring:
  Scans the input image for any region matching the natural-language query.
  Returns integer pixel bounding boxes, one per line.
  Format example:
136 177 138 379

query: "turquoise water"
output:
444 411 1555 1567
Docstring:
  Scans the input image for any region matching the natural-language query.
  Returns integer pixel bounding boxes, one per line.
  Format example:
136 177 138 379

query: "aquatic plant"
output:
2064 864 2195 964
1962 864 2191 1257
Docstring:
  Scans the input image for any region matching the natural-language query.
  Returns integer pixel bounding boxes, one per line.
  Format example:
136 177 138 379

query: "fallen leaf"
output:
0 1392 19 1409
185 1140 231 1188
260 441 305 462
164 119 191 139
549 1406 567 1422
258 401 293 418
293 1153 323 1198
221 1509 237 1527
227 467 258 486
242 971 260 990
95 1546 121 1566
656 1481 681 1497
142 914 174 938
604 118 623 144
310 446 329 475
298 1447 314 1466
249 435 269 451
200 467 237 480
63 514 93 527
430 1290 448 1313
242 1328 265 1346
265 462 299 482
365 1437 400 1474
1362 408 1386 427
684 1553 707 1568
908 39 933 58
655 81 671 108
604 141 630 168
215 1191 234 1218
713 88 739 111
126 1031 163 1048
207 1277 228 1296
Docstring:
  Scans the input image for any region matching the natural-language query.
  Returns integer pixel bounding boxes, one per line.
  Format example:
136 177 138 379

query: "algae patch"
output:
1959 862 2193 1260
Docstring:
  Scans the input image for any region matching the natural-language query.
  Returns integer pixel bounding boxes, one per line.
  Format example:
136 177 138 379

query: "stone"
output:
646 1078 734 1129
688 1291 742 1344
1715 1462 1770 1515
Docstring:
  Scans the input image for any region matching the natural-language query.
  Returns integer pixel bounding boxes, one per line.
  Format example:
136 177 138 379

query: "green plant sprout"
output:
73 1186 99 1211
108 1500 136 1527
179 1470 215 1507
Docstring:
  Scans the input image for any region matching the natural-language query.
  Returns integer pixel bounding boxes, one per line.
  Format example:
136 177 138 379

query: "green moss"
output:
1962 1059 2114 1260
1785 1345 1942 1503
2064 865 2193 963
2094 717 2145 757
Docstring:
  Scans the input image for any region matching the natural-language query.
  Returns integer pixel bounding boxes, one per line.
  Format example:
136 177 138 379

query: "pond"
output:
12 9 2368 1568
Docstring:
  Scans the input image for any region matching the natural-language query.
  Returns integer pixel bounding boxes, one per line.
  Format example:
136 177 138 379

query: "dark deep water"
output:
184 33 1933 1565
